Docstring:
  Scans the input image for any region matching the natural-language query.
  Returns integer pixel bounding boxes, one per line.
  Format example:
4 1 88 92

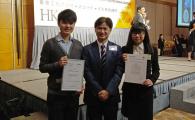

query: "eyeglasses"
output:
132 31 145 35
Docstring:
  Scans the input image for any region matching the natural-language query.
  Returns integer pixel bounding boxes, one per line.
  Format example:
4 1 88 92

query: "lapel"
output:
69 39 75 58
55 38 77 58
53 38 67 56
91 41 101 61
106 41 112 63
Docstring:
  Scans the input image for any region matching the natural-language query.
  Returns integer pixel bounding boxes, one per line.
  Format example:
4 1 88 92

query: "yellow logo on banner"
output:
115 0 135 28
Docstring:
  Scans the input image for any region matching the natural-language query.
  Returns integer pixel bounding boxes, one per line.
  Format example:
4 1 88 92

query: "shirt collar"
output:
56 33 73 42
134 42 144 50
97 40 108 48
138 13 143 17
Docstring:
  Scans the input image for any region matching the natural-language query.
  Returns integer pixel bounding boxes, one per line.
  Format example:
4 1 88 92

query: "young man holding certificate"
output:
82 17 124 120
121 22 160 120
39 9 83 120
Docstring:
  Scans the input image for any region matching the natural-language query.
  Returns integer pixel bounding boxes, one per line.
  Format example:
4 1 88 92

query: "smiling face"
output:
57 9 77 39
95 22 111 43
131 31 145 46
138 7 146 15
58 20 75 38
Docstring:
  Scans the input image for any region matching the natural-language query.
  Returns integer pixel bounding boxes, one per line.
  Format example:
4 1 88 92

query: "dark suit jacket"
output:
132 13 144 25
39 37 83 91
83 41 124 105
158 39 165 49
189 20 195 49
189 19 195 30
121 46 160 117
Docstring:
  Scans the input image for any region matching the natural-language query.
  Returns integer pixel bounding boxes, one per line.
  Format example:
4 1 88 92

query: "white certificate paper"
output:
125 54 147 84
61 59 85 91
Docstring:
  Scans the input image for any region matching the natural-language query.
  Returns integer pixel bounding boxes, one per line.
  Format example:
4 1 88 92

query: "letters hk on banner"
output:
34 0 135 28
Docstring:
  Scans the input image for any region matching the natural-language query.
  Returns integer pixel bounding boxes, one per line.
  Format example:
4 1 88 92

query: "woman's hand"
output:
122 53 128 62
76 85 84 95
143 79 153 87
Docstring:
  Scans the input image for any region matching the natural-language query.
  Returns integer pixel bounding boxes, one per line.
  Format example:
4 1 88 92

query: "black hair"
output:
159 34 163 38
126 22 153 53
158 34 164 41
94 17 113 29
137 5 144 11
57 9 77 24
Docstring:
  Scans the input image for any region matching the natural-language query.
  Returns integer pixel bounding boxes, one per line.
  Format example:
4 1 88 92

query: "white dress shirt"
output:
97 40 108 57
133 43 144 54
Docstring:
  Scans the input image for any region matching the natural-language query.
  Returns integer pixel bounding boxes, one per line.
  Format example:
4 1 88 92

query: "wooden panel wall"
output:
22 0 34 68
0 0 14 70
163 5 172 39
137 0 189 44
0 0 34 70
155 3 164 39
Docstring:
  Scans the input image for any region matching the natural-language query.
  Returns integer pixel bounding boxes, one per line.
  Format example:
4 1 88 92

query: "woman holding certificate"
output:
121 22 160 120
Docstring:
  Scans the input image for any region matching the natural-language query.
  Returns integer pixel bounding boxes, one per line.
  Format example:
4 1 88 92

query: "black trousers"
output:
159 48 164 56
47 92 79 120
86 102 118 120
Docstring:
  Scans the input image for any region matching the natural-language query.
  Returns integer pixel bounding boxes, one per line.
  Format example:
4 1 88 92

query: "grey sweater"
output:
39 37 83 91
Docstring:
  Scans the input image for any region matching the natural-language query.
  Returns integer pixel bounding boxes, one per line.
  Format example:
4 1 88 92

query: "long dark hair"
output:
158 34 163 40
125 22 153 54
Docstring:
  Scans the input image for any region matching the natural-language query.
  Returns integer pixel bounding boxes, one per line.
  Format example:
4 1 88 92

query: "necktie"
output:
100 45 106 67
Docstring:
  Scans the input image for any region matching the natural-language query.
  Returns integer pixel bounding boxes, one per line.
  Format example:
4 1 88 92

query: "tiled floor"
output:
154 108 195 120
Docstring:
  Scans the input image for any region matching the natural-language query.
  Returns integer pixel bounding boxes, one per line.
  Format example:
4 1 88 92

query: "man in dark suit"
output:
132 6 146 25
82 17 124 120
39 9 83 120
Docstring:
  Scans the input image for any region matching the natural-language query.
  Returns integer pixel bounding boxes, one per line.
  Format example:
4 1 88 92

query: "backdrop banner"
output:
34 0 135 28
31 0 135 69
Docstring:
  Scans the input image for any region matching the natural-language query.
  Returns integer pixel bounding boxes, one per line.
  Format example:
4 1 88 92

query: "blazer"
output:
39 37 83 91
83 41 124 105
158 39 165 49
132 13 144 25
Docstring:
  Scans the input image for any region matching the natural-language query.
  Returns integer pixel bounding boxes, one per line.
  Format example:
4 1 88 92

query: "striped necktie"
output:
100 45 106 67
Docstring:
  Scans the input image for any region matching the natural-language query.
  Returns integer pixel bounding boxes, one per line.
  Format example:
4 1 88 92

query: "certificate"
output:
124 54 147 84
61 59 85 91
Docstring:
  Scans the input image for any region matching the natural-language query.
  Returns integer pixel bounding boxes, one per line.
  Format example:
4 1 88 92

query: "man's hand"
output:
98 90 110 102
58 56 68 67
